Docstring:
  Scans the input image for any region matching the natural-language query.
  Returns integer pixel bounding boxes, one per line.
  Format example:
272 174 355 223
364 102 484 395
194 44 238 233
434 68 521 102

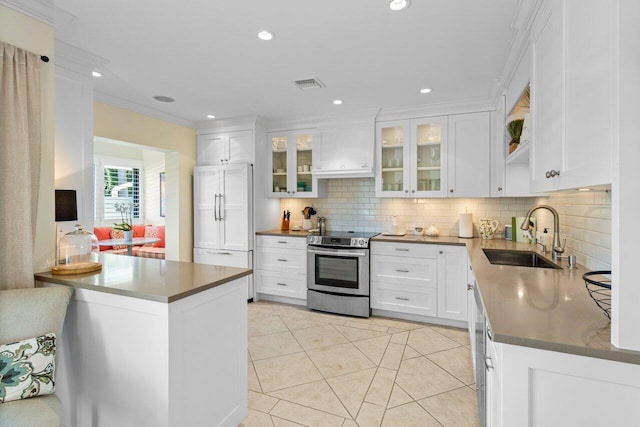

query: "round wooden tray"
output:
51 262 102 275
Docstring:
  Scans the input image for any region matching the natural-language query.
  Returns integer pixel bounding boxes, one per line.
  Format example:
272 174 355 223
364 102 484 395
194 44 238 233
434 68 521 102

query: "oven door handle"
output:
307 249 368 257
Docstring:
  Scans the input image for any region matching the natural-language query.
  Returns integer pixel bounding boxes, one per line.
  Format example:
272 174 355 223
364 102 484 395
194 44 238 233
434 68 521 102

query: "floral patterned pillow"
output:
0 333 56 403
110 229 127 250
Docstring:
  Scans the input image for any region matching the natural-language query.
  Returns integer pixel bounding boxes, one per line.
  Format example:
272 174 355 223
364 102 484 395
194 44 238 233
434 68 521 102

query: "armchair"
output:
0 286 73 426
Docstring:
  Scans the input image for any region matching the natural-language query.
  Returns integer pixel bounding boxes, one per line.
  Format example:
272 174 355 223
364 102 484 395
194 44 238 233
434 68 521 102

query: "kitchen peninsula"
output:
35 254 251 427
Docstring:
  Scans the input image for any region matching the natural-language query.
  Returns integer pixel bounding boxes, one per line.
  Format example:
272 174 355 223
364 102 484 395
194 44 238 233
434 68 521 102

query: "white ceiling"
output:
53 0 519 126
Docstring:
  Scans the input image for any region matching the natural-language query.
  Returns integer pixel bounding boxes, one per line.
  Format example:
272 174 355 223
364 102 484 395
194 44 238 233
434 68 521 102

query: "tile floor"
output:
242 300 480 427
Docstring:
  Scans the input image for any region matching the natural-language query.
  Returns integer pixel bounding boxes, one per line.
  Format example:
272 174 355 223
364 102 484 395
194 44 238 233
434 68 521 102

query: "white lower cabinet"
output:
371 242 468 323
370 253 438 317
493 342 640 427
255 270 306 300
255 235 307 301
436 245 469 322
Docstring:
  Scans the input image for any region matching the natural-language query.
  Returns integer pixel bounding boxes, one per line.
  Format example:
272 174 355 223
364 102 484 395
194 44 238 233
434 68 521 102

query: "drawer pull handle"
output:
206 251 231 255
396 269 410 273
395 297 410 301
277 258 288 262
395 248 409 252
277 241 288 244
276 282 287 286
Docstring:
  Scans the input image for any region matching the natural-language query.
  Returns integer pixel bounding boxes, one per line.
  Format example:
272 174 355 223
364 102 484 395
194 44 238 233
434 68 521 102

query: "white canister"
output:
302 219 312 231
459 213 473 238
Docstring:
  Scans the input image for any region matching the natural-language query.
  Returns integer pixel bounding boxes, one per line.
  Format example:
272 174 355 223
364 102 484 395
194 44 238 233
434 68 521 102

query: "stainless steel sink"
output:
482 249 562 269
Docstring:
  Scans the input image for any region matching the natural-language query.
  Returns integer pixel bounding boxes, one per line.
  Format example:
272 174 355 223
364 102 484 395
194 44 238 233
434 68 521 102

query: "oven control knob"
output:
358 239 365 247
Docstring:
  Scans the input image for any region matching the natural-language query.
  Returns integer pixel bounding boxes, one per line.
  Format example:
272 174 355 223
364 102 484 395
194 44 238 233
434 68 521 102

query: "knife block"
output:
280 218 290 230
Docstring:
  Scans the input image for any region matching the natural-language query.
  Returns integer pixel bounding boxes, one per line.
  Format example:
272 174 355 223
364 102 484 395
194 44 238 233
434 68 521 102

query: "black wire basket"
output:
583 271 612 319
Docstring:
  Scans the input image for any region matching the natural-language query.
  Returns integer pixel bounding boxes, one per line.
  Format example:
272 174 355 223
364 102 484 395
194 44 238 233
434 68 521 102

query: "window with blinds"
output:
94 157 144 225
103 166 140 219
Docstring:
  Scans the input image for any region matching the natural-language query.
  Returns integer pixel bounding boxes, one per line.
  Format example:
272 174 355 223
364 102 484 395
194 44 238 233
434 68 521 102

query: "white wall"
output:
143 149 166 226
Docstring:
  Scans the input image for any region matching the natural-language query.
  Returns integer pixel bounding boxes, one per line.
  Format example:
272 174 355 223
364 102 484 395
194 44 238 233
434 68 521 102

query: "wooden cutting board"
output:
51 262 102 275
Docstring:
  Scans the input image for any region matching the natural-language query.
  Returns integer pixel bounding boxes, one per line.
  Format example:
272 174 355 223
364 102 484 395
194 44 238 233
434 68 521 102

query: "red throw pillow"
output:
132 225 146 238
144 225 165 248
93 227 112 251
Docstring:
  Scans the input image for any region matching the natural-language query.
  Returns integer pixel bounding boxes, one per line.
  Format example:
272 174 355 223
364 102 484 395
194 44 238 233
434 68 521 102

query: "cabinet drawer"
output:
257 247 305 274
256 270 306 299
371 281 437 317
257 235 307 250
371 242 438 258
371 255 436 286
193 248 251 269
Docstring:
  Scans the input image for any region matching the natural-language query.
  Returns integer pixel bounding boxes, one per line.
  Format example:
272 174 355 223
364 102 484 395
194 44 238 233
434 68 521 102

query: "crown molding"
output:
195 115 261 134
376 98 494 122
492 0 543 106
0 0 53 25
94 91 196 129
54 39 109 76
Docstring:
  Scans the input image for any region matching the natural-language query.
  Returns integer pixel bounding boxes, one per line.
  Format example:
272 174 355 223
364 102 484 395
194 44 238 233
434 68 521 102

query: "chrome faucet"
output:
520 205 566 260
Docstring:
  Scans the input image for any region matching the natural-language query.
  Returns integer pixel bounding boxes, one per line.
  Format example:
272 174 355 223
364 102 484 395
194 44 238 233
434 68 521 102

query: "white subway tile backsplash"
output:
280 179 612 271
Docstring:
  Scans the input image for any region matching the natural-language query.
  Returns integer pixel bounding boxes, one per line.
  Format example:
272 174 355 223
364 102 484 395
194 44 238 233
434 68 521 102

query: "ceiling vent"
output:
293 78 325 90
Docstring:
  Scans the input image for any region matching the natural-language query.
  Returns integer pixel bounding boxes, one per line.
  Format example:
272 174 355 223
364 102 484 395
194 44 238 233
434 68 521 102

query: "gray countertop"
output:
35 253 252 303
371 234 640 365
256 229 310 238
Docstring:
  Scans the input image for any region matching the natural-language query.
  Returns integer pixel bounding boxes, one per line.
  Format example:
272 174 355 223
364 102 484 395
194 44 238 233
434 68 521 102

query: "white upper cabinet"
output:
197 130 254 165
530 0 613 192
376 117 449 198
267 129 326 198
447 112 491 197
376 113 490 198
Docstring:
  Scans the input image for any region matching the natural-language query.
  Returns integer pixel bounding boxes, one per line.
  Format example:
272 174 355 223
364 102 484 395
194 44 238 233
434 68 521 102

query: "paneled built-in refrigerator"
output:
193 163 254 299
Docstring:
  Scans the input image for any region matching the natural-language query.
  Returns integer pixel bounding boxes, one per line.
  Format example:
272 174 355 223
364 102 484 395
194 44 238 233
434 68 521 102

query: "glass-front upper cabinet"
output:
271 135 288 195
267 130 326 198
376 116 448 198
377 122 410 197
411 116 447 196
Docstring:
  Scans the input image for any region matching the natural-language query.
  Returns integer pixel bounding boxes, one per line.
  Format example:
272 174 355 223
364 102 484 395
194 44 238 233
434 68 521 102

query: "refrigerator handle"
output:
218 193 224 221
214 194 218 221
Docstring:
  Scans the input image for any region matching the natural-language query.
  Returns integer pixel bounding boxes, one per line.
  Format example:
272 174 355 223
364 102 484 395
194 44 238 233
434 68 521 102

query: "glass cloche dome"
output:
57 224 99 266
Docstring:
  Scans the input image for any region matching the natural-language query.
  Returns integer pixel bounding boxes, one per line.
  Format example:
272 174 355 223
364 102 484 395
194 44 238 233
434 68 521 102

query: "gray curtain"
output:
0 41 42 289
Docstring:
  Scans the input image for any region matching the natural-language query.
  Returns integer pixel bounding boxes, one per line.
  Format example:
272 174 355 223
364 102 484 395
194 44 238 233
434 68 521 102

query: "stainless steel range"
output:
306 231 376 318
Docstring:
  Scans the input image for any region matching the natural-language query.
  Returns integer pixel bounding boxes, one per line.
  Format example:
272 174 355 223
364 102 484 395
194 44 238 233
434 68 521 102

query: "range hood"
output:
313 112 377 179
313 164 374 179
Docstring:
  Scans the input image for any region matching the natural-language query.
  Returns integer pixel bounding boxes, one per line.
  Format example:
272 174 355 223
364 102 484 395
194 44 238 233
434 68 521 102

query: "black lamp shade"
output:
55 190 78 222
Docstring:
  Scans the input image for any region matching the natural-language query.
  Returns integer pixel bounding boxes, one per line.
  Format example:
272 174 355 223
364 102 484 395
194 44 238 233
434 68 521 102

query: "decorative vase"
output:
123 230 133 242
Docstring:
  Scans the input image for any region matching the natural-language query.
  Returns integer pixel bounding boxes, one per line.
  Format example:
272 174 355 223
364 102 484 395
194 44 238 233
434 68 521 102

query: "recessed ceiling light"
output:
207 114 216 119
92 71 102 77
420 88 432 94
257 30 275 41
153 95 175 103
333 99 343 105
578 188 592 192
389 0 410 11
